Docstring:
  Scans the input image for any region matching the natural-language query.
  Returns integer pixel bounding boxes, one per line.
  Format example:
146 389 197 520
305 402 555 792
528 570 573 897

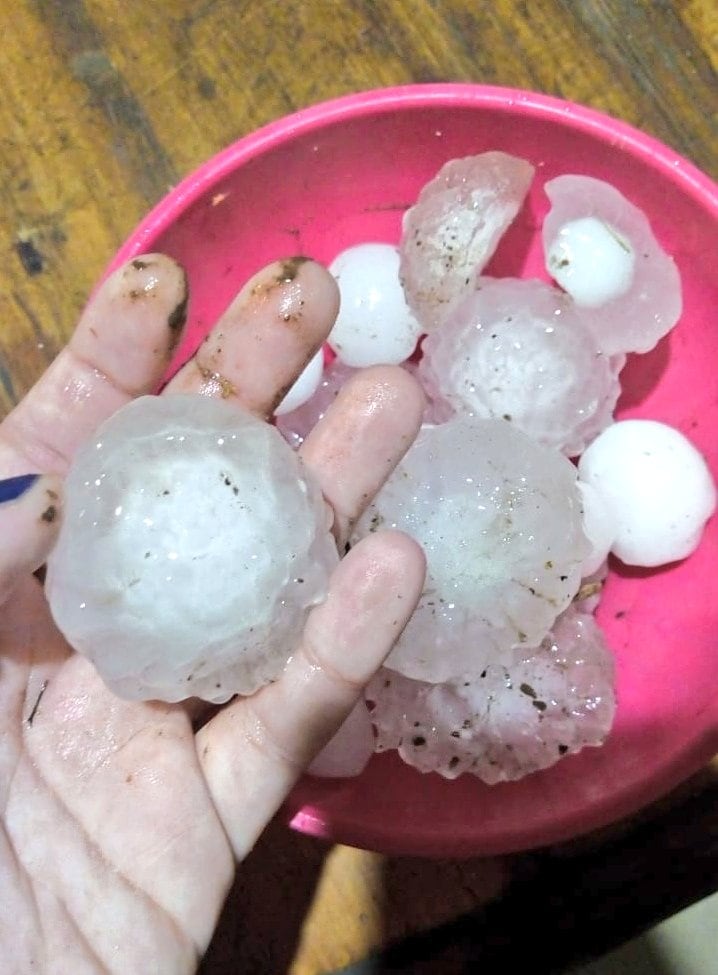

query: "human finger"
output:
0 254 188 477
164 258 339 419
299 366 425 547
196 530 425 859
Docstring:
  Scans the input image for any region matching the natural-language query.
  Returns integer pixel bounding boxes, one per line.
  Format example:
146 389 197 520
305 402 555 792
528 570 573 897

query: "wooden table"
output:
1 2 716 972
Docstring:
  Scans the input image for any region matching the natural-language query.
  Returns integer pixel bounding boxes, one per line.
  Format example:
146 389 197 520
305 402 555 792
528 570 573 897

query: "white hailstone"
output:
419 277 621 456
352 417 589 683
274 348 325 416
546 216 635 308
276 359 356 448
327 243 421 367
46 395 338 703
400 152 535 332
543 175 682 356
308 700 375 778
577 481 617 577
578 420 716 567
367 608 616 784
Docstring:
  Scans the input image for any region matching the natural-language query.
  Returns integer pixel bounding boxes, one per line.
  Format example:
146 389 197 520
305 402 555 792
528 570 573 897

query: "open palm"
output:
0 256 425 974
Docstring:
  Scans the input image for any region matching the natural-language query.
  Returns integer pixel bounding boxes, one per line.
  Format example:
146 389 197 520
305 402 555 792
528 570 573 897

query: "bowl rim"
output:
287 724 718 857
110 83 718 273
109 83 718 856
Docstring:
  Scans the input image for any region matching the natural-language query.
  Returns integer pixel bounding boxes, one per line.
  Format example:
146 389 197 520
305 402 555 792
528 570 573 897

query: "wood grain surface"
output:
1 2 716 973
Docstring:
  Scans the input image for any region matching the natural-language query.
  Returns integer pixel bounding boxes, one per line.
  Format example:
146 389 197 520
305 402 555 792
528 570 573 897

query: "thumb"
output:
0 473 63 604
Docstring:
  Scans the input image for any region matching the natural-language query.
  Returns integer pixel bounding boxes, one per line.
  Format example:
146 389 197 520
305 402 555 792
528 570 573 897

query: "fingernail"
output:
0 474 41 504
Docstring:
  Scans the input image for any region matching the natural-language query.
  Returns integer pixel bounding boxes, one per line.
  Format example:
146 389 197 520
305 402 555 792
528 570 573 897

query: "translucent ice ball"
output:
353 416 589 682
542 175 682 356
46 395 338 703
419 277 620 456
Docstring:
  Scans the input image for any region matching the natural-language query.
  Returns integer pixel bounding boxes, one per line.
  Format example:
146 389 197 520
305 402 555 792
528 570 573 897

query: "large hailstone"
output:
352 417 589 683
543 175 682 356
400 152 535 332
419 277 621 455
578 419 716 567
367 608 616 784
46 395 338 703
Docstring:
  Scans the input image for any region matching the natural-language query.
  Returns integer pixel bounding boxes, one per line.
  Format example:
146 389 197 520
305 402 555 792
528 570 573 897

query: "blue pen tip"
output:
0 473 41 504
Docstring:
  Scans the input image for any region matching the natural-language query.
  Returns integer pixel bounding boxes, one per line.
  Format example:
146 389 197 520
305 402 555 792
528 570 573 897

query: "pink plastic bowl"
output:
108 85 718 857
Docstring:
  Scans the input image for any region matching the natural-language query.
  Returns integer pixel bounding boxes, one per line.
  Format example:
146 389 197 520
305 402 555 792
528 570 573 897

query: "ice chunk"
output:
419 277 620 455
543 175 682 355
578 419 716 567
328 243 421 366
400 152 535 331
352 417 589 682
46 395 338 703
367 608 616 783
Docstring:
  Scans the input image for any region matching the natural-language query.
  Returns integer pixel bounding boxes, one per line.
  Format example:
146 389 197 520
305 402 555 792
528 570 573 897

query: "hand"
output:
0 255 425 974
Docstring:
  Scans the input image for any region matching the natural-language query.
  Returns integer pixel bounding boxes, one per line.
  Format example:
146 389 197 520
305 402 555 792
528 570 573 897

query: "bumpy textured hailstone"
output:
578 419 716 567
366 608 616 783
276 359 356 448
400 152 535 331
352 417 589 682
543 175 682 356
419 277 621 455
328 243 422 367
46 395 338 703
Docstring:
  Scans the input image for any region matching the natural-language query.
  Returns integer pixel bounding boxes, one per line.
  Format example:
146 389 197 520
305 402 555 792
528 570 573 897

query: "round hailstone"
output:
46 395 338 703
546 216 634 307
578 419 716 567
308 700 375 778
366 608 616 784
542 175 682 356
399 152 535 332
327 243 421 367
577 480 617 577
275 348 325 416
276 359 356 448
418 277 621 456
352 417 589 683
